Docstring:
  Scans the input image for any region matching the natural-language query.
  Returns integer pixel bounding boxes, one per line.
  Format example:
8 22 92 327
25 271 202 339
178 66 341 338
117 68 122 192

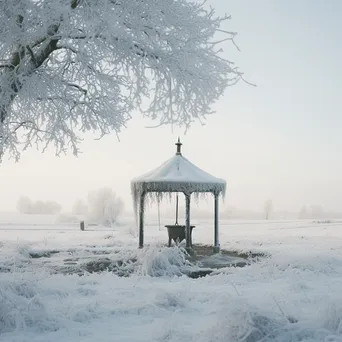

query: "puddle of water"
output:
29 250 60 258
1 244 265 279
199 254 248 269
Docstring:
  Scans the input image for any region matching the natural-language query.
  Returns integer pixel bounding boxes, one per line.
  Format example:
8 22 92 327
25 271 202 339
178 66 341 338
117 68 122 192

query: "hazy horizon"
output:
0 0 341 214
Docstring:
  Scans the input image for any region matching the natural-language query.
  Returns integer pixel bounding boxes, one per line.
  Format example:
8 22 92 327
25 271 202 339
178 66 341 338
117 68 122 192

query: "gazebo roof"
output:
131 139 226 197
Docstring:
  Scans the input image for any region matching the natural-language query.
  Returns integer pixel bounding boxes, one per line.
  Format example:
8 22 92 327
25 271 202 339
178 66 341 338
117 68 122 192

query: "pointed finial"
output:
175 137 182 155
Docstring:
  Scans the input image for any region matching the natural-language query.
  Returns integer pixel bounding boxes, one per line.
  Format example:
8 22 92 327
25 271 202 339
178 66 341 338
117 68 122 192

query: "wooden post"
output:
175 193 179 225
80 221 85 231
213 192 220 253
185 193 191 251
139 192 146 248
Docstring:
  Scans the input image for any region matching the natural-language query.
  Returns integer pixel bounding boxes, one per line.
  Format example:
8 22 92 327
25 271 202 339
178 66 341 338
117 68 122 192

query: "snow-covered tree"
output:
41 200 62 214
298 205 308 219
16 195 33 213
264 199 273 220
0 0 242 161
88 188 124 226
72 198 88 215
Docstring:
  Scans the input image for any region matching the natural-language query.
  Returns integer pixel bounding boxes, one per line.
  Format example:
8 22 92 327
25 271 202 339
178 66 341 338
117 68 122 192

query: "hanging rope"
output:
175 193 179 225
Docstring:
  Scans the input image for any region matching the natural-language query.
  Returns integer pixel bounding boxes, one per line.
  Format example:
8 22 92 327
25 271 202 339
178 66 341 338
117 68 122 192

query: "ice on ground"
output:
1 214 342 341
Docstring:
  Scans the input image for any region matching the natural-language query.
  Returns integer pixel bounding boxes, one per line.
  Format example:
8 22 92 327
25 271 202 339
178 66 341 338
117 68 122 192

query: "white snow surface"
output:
1 213 342 342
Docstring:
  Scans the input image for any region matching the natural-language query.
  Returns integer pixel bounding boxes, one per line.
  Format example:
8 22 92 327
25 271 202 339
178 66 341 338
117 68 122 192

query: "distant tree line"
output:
17 196 61 215
298 205 324 219
17 187 124 226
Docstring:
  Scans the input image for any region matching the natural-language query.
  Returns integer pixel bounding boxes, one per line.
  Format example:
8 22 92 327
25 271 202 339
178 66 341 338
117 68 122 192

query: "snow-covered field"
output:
1 213 342 342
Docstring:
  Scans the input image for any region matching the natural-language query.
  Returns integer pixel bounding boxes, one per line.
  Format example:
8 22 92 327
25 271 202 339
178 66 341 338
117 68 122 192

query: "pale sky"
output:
0 0 341 214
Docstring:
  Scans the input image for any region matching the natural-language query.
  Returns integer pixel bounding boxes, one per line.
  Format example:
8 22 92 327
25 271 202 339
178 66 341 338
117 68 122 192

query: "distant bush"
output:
17 196 62 215
87 188 124 227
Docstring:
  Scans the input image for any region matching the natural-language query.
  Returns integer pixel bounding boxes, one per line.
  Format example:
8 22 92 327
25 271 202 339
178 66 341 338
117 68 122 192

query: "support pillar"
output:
139 192 146 248
185 193 192 252
213 192 220 253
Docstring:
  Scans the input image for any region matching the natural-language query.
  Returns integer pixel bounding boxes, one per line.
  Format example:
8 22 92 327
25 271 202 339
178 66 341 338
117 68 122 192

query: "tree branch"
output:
0 23 61 124
26 45 38 67
52 33 159 60
31 36 48 49
71 0 81 9
67 83 87 95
